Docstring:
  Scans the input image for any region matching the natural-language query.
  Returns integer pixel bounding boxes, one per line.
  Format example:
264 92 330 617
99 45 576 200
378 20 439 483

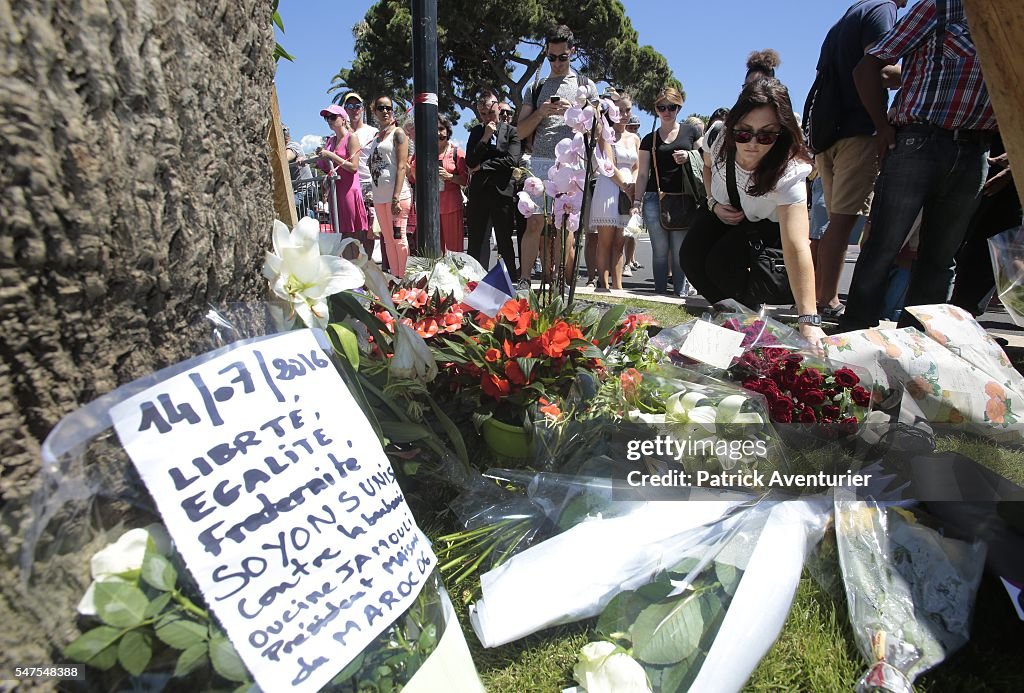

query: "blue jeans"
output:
842 126 989 330
643 192 687 294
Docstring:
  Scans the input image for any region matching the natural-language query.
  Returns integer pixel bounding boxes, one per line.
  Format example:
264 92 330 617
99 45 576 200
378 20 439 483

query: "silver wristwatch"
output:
797 314 822 327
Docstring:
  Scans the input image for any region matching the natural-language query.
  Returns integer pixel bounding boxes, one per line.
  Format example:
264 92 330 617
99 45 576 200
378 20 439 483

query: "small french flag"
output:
463 258 516 317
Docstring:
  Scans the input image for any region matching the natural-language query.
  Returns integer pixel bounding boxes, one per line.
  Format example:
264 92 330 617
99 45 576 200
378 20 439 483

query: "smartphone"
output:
550 95 560 103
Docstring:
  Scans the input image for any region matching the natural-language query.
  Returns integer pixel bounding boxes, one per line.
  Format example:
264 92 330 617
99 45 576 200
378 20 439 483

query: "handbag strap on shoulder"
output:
651 127 665 194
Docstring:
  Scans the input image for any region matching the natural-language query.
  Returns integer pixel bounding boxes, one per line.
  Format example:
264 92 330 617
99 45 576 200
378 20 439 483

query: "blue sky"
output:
275 1 918 153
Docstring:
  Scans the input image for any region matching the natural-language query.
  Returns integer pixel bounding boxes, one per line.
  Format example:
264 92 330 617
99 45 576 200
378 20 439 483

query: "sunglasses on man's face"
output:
732 128 782 145
546 53 570 62
344 102 362 110
655 103 680 113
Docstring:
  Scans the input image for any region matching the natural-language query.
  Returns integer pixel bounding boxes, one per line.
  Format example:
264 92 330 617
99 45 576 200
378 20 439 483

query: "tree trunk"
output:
0 0 276 672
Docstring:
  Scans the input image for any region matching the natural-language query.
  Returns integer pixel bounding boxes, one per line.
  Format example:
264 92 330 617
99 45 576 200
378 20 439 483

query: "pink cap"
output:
320 104 348 119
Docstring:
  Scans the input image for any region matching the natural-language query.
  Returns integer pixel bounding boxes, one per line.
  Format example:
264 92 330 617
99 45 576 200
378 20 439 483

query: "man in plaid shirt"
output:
840 0 997 331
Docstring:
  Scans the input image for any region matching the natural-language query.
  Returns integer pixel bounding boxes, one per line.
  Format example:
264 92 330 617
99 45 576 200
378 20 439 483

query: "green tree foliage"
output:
331 0 679 123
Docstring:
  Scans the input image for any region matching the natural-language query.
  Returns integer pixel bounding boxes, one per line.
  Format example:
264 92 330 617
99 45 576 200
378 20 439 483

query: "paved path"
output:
527 235 1024 347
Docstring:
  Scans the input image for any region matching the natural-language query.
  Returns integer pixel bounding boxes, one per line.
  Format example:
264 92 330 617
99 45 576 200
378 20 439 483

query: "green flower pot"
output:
481 417 532 459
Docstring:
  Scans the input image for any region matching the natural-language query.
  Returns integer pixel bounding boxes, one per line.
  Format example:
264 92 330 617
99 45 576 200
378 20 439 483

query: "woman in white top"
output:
368 95 413 276
588 96 638 290
681 78 825 347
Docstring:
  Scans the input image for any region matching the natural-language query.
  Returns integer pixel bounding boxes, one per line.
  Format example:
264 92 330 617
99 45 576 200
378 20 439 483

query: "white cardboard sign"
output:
680 320 746 370
111 330 436 693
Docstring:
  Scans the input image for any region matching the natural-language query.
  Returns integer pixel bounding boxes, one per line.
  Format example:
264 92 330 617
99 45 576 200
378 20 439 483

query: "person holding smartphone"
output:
514 25 598 289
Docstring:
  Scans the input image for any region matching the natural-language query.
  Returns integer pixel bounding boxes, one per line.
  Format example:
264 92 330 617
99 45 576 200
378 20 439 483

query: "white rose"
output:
77 525 172 616
573 641 651 693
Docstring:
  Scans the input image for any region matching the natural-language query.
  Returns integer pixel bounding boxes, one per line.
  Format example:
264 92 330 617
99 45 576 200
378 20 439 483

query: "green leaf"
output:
141 552 177 592
271 10 285 31
64 625 123 662
328 322 361 370
426 394 469 467
515 357 540 381
117 630 153 676
155 613 208 649
631 593 705 665
715 561 741 596
659 653 701 693
144 592 173 618
210 633 249 682
594 303 626 343
174 642 209 677
94 582 149 628
90 643 119 671
379 420 433 443
596 581 673 639
331 651 366 685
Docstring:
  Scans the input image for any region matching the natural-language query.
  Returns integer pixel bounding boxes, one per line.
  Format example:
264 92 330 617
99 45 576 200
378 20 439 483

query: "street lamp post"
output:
412 0 440 258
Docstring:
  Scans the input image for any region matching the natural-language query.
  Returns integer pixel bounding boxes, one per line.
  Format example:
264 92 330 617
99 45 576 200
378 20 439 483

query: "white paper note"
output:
679 320 746 370
111 330 436 693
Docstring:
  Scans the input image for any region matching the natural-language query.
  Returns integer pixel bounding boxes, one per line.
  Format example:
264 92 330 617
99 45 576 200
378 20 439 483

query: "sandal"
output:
819 303 846 320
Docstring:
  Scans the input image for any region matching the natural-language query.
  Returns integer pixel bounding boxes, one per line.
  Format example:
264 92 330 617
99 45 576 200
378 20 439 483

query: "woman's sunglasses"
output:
655 104 680 113
326 114 341 122
732 129 782 145
375 104 394 113
546 53 570 62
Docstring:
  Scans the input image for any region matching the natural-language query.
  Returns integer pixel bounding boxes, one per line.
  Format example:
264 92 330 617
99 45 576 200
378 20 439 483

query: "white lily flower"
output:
391 323 438 383
263 218 364 329
574 641 651 693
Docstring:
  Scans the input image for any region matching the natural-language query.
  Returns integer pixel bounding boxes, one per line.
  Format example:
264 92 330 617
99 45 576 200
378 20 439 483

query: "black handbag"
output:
617 189 632 215
652 131 701 231
725 149 794 307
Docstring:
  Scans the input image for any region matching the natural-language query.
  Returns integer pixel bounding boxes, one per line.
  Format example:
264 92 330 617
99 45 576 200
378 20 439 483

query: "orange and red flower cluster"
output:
375 286 466 339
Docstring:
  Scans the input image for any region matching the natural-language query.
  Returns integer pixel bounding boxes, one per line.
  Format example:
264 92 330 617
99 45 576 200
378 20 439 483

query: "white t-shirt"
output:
352 123 378 186
705 122 811 223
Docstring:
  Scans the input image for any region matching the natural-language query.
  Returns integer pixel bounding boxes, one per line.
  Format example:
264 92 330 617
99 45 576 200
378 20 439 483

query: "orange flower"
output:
499 298 530 323
538 397 562 421
442 310 464 333
475 312 496 331
481 373 511 400
484 348 501 363
620 368 643 399
540 321 573 358
984 381 1006 399
415 318 439 338
986 397 1007 424
513 310 534 336
505 360 529 385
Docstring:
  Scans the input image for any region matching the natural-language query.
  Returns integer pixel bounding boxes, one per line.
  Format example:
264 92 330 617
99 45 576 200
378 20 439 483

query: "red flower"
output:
621 368 643 399
505 359 529 385
779 369 799 390
538 397 562 421
484 348 501 363
481 373 511 400
770 398 794 423
799 406 817 424
834 367 860 389
475 312 496 331
797 369 824 390
851 386 870 407
499 298 530 323
822 404 841 420
783 353 804 369
540 321 574 358
839 416 859 434
801 388 826 407
442 310 464 333
514 310 534 336
415 318 439 339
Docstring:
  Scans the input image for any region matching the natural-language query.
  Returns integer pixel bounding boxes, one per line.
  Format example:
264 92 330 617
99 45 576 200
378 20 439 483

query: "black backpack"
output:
529 72 593 110
803 63 843 155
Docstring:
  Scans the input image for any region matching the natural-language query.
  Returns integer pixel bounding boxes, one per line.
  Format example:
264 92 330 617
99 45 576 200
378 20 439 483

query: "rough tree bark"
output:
0 0 276 673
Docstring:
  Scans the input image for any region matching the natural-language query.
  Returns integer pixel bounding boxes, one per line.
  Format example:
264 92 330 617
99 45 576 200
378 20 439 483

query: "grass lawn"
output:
438 296 1024 692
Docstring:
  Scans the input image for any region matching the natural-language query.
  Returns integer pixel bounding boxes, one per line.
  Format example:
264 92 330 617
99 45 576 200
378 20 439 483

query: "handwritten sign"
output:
680 320 746 370
110 330 436 693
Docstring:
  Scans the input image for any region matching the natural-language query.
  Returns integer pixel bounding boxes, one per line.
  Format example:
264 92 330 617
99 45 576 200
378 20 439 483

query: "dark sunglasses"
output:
375 104 394 113
344 102 362 110
655 103 680 113
438 133 448 139
546 53 570 62
733 129 782 145
499 111 513 121
325 114 341 121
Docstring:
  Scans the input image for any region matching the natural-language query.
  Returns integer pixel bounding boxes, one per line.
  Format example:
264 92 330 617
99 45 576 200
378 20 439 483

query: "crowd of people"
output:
284 0 1019 349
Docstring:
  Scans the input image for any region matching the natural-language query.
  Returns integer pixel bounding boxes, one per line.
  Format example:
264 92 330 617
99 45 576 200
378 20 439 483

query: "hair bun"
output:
746 49 781 73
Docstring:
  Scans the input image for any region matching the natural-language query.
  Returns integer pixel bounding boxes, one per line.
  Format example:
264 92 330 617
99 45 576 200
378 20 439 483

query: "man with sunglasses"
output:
342 92 378 256
515 24 598 289
840 0 997 332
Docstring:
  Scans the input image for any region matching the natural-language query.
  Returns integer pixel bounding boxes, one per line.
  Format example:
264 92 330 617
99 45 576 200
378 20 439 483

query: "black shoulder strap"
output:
531 80 543 110
725 148 743 209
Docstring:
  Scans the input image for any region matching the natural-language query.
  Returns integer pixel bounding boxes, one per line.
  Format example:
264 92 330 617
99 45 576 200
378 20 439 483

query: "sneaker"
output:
621 267 633 277
586 279 597 288
630 261 643 270
517 278 532 292
819 303 846 320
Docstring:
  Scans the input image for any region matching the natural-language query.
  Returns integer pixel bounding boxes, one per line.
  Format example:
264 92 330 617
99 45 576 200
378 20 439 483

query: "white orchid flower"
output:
554 133 587 164
77 525 171 616
517 190 540 217
263 217 364 329
565 103 595 134
573 641 652 693
391 322 438 383
575 86 591 105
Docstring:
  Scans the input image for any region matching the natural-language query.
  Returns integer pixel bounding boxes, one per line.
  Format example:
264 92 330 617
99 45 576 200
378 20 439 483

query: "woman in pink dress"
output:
410 115 468 253
315 105 368 236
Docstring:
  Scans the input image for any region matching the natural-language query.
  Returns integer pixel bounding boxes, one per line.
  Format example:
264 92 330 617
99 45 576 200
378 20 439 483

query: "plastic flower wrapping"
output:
988 225 1024 327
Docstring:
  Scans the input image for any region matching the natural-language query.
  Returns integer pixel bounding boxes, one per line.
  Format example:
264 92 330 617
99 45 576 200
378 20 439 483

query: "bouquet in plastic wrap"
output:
989 225 1024 327
4 319 482 691
835 489 985 693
